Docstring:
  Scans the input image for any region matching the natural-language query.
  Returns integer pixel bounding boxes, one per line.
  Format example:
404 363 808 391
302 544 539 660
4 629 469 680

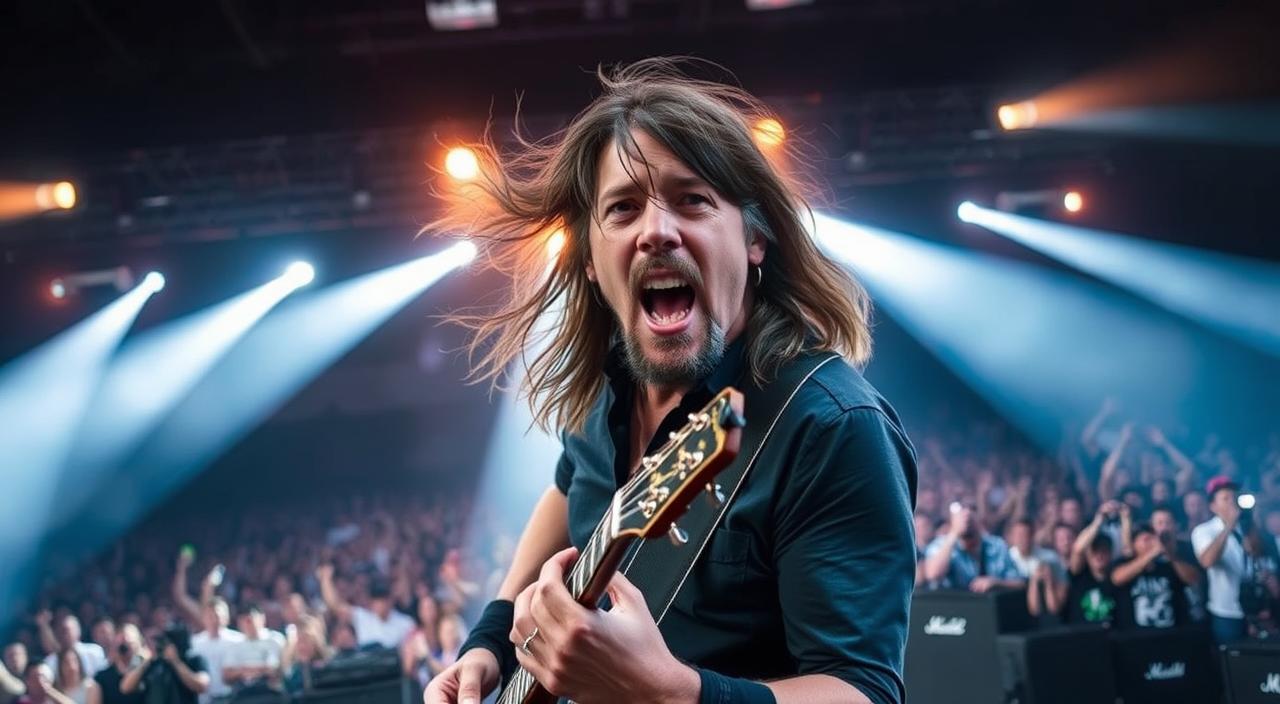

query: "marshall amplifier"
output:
1221 641 1280 704
1109 627 1217 704
906 589 1034 704
996 625 1116 704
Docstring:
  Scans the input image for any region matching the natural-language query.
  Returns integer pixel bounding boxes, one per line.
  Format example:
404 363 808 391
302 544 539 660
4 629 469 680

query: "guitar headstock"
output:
612 387 745 541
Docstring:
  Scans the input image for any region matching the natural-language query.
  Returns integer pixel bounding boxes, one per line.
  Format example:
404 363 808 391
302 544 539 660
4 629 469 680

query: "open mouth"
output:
639 275 696 329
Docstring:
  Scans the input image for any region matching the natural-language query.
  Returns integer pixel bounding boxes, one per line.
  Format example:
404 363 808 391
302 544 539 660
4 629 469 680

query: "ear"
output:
747 230 766 267
584 259 597 282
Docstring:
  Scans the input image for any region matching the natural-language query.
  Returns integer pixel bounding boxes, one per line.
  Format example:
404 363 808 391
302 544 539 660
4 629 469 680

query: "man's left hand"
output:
163 644 180 664
511 547 700 704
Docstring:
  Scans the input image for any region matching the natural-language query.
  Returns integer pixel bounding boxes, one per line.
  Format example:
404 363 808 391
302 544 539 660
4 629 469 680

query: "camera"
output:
1238 493 1256 533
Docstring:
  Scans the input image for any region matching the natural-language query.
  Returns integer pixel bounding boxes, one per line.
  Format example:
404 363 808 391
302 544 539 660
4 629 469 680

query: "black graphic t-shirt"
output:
1064 568 1119 626
1115 559 1187 630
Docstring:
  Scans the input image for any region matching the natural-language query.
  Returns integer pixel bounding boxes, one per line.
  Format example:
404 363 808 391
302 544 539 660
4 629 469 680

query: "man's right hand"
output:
423 648 500 704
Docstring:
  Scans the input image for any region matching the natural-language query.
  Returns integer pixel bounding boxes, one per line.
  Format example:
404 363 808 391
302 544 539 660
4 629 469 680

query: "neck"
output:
636 382 687 419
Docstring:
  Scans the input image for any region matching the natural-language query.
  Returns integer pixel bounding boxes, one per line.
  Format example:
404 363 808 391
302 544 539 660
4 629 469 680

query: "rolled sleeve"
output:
773 407 916 704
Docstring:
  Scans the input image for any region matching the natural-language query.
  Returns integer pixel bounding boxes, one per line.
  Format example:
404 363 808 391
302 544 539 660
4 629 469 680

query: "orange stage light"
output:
1063 191 1084 213
445 147 480 182
996 101 1039 131
1 180 77 221
753 118 786 148
545 228 566 260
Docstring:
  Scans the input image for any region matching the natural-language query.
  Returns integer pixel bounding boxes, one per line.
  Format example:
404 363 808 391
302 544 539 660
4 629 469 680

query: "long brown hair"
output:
429 58 871 433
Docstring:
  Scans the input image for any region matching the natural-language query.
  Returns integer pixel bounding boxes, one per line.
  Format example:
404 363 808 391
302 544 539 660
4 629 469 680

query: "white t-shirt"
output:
351 606 415 649
191 627 246 703
1191 516 1245 619
225 630 285 686
42 641 107 679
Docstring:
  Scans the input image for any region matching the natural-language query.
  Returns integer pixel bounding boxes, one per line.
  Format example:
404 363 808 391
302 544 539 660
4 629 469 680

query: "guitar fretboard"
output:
497 509 617 704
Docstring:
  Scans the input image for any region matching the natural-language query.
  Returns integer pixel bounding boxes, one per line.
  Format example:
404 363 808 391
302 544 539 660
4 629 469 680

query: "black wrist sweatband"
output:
698 669 777 704
457 599 518 681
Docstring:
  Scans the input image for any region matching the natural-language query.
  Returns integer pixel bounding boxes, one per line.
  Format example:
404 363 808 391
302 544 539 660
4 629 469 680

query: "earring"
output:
753 265 763 287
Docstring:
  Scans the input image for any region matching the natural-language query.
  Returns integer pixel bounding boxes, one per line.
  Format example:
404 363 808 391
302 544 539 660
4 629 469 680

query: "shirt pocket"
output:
707 527 752 586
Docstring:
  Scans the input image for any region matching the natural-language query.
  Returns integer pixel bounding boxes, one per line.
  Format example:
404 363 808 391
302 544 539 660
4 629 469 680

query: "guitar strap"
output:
619 352 840 625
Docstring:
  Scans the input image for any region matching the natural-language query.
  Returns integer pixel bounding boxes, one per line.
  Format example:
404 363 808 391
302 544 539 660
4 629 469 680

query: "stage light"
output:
33 181 77 211
956 202 1280 357
753 118 786 148
810 212 1280 455
142 272 165 294
546 229 566 260
997 101 1039 131
426 0 497 30
282 261 315 289
0 277 157 608
957 201 979 223
50 279 66 300
445 147 481 182
453 240 478 265
1239 494 1256 510
1063 191 1084 213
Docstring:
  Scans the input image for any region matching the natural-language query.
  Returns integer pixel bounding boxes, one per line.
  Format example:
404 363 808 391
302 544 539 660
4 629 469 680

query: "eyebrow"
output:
595 174 713 211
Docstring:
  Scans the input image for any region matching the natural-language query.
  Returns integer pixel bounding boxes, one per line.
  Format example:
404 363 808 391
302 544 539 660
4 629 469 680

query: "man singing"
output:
425 59 917 704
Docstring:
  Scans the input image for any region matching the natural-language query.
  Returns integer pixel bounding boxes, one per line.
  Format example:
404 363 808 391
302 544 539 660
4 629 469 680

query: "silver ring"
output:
520 626 539 654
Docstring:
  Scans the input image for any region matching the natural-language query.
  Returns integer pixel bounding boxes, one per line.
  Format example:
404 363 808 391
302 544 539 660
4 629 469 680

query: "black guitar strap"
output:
619 352 840 625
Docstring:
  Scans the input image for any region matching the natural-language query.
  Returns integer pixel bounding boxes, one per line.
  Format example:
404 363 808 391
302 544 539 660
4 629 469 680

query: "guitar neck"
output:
497 512 634 704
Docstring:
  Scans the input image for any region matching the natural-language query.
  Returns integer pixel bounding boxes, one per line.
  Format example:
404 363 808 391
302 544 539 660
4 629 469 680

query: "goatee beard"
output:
622 318 726 388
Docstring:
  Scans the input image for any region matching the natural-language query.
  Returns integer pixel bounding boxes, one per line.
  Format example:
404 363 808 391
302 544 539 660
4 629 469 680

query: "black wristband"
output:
457 599 518 682
698 669 776 704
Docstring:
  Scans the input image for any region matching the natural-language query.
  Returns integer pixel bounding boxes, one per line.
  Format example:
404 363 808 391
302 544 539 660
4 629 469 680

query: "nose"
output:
635 199 681 254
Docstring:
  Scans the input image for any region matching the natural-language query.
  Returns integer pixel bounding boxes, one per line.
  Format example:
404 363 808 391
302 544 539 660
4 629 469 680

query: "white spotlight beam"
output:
812 213 1279 451
53 242 476 557
465 288 565 573
47 271 308 530
0 279 158 612
960 205 1280 357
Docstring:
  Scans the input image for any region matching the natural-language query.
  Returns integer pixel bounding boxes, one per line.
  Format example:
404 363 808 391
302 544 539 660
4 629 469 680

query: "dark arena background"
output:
3 1 1279 703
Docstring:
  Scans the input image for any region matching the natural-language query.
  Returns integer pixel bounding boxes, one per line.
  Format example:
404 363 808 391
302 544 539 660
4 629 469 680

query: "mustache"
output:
629 255 704 296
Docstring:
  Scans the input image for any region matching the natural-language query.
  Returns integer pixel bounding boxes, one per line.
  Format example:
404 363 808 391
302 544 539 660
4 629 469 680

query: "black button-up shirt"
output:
554 339 917 704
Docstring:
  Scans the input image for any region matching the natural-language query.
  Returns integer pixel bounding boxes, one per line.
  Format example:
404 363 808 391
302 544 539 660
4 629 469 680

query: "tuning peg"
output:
705 482 725 507
668 522 689 546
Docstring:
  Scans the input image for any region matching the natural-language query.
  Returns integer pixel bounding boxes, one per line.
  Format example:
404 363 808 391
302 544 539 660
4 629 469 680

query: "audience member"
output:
93 626 146 704
316 566 413 650
1064 532 1119 626
15 663 74 704
221 604 284 693
35 617 105 682
1 644 26 704
119 626 208 704
282 617 330 695
922 504 1025 593
51 649 97 704
1192 476 1248 643
1111 524 1191 629
184 599 243 704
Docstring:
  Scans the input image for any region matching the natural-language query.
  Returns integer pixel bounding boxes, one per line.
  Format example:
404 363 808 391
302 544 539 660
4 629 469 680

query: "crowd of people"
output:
3 398 1278 703
914 399 1280 645
1 491 511 704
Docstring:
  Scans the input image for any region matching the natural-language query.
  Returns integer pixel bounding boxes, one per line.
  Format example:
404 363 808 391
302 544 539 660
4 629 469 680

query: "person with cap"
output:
1191 475 1248 643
